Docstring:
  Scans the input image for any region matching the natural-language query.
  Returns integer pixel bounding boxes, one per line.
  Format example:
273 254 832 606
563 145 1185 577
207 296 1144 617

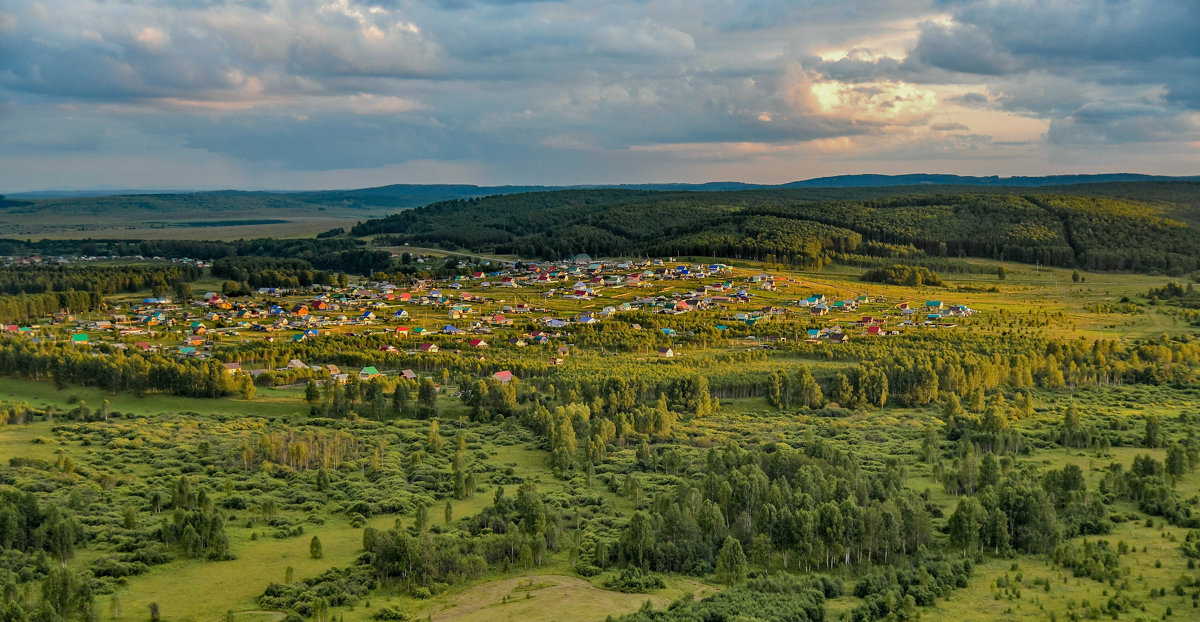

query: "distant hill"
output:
9 173 1199 200
782 173 1200 188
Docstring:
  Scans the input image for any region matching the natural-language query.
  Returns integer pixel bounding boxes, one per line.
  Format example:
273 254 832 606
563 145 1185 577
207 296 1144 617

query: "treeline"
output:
780 332 1200 404
0 339 256 399
861 264 944 286
0 238 392 277
548 331 1198 411
349 189 1200 273
0 264 202 296
0 291 102 324
225 336 551 386
836 253 997 275
212 257 335 289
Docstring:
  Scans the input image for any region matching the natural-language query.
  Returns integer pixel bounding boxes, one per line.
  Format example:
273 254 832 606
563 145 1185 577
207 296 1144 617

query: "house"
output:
492 370 515 384
70 333 89 345
394 326 411 338
419 343 439 353
223 362 243 375
548 357 565 366
359 366 381 380
287 359 307 370
469 339 489 349
380 345 398 352
291 303 309 316
401 369 418 380
324 364 341 375
657 347 675 358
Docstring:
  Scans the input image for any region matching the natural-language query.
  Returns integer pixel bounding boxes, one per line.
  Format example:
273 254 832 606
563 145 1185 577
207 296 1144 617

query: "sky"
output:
1 0 1198 191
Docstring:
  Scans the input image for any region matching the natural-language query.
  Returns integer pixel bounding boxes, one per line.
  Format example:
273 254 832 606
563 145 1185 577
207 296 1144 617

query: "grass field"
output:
1 243 1198 622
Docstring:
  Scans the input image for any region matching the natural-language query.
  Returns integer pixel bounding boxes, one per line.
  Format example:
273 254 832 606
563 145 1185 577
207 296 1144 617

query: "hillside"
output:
352 186 1200 273
3 179 1198 244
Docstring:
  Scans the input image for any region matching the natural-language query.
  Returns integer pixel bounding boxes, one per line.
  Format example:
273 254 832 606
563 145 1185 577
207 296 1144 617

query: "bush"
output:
604 567 666 593
371 606 408 621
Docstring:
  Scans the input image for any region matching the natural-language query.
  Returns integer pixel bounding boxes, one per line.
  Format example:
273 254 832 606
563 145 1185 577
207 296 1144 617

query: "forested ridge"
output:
352 187 1200 273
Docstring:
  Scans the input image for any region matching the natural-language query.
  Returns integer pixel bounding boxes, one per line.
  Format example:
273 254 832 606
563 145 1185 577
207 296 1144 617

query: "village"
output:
2 254 978 387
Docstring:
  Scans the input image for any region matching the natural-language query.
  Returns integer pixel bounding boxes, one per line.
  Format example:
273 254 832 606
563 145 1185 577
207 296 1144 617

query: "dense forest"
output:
351 188 1200 273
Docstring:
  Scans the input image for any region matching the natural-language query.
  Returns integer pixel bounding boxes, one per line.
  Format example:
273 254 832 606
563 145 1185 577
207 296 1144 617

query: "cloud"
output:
591 18 695 58
1048 105 1199 145
909 21 1014 75
0 0 1197 190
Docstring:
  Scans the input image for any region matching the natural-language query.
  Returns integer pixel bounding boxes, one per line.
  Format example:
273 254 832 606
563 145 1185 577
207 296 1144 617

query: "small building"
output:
359 366 381 380
658 347 675 358
492 370 515 383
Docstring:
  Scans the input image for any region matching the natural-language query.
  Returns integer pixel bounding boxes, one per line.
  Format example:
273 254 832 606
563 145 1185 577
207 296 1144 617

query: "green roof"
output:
360 366 380 376
71 334 88 342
